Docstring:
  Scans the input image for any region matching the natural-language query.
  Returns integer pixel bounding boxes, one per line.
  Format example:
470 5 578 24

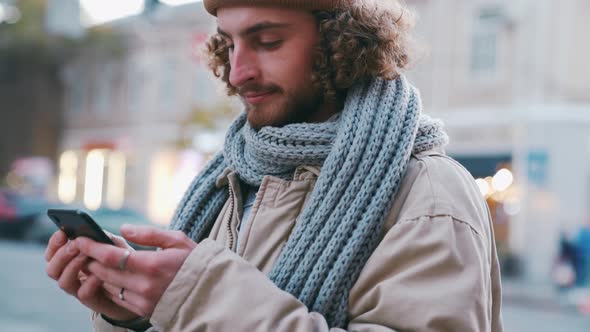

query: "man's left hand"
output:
74 225 197 318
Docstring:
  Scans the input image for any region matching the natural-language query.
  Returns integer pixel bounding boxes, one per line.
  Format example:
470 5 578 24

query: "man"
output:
46 0 503 331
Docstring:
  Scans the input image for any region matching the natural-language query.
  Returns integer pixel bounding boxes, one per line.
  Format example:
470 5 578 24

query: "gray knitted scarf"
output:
170 76 448 328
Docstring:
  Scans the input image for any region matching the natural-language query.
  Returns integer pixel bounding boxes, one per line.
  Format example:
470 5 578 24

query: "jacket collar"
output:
215 165 321 188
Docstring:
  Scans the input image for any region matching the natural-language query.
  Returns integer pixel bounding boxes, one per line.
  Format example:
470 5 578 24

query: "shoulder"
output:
387 148 491 236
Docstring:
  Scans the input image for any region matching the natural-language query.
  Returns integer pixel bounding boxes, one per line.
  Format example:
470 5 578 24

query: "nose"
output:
228 44 260 89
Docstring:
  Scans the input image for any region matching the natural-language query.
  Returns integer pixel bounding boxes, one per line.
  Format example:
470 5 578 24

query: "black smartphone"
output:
47 209 115 245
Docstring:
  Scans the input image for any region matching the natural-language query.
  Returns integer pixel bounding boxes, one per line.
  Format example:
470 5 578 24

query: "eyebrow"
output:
217 22 292 39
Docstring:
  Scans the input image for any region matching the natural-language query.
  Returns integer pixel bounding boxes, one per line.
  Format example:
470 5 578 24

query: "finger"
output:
45 230 68 261
102 281 120 298
103 282 153 317
77 273 103 302
76 237 152 275
77 275 140 321
104 230 133 250
57 254 88 295
46 241 80 280
120 225 191 249
87 258 162 300
86 260 140 293
78 270 89 283
74 237 127 270
103 282 148 318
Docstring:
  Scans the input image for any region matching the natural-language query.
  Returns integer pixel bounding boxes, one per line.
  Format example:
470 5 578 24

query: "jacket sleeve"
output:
145 213 497 332
346 215 499 332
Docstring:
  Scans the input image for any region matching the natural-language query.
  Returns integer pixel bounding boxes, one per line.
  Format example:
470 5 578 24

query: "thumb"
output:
120 224 192 249
104 230 133 250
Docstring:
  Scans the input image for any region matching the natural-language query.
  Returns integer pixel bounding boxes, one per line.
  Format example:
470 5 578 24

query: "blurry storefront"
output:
55 143 210 225
444 106 590 284
453 155 513 250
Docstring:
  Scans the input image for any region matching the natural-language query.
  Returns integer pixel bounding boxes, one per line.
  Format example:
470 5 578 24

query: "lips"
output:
242 91 276 104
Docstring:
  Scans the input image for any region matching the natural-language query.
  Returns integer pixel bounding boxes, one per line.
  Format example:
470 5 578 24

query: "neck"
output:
305 94 346 123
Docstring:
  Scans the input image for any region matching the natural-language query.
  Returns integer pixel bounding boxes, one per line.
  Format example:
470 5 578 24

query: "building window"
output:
471 6 504 75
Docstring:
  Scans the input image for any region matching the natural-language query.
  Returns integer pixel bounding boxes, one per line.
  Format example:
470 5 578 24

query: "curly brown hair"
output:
206 1 416 99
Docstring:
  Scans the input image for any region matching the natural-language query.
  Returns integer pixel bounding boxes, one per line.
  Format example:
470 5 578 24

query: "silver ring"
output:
119 250 131 271
119 288 125 301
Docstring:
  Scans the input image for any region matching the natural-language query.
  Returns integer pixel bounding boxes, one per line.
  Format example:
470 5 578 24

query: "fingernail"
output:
121 224 136 237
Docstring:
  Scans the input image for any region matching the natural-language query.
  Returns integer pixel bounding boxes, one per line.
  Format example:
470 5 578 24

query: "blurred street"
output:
0 241 91 332
503 303 589 331
0 240 588 332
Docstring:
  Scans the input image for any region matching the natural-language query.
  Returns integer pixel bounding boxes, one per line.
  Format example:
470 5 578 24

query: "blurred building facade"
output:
0 70 62 195
55 3 232 225
0 0 64 195
406 0 590 284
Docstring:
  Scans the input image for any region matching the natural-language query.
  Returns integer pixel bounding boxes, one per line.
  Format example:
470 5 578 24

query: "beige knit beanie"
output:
203 0 353 16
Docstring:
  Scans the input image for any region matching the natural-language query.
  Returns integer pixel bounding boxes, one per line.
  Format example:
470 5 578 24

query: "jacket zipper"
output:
226 184 235 250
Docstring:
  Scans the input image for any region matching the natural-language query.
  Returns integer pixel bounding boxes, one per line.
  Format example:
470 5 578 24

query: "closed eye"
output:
258 40 283 49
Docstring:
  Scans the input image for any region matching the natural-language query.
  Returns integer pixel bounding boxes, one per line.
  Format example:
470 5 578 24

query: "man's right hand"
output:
45 230 139 322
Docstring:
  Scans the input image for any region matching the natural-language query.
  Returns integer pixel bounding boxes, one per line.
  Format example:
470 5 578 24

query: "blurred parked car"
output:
25 206 157 246
0 189 49 239
0 191 17 219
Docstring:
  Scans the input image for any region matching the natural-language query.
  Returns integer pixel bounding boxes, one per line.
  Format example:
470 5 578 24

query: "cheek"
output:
262 45 316 90
289 42 318 85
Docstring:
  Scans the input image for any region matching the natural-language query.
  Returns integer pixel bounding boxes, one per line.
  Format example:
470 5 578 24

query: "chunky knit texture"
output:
170 76 448 328
203 0 353 16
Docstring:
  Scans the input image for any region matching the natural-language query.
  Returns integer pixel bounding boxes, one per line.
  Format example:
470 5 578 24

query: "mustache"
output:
237 83 281 96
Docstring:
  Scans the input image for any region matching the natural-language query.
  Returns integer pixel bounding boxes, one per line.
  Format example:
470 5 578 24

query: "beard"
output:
241 83 324 130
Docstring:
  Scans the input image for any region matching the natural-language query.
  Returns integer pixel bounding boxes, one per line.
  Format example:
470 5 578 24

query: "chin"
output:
245 103 289 129
246 112 282 130
243 92 320 129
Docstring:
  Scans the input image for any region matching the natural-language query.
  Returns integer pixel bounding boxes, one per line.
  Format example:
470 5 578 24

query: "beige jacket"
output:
94 149 503 332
